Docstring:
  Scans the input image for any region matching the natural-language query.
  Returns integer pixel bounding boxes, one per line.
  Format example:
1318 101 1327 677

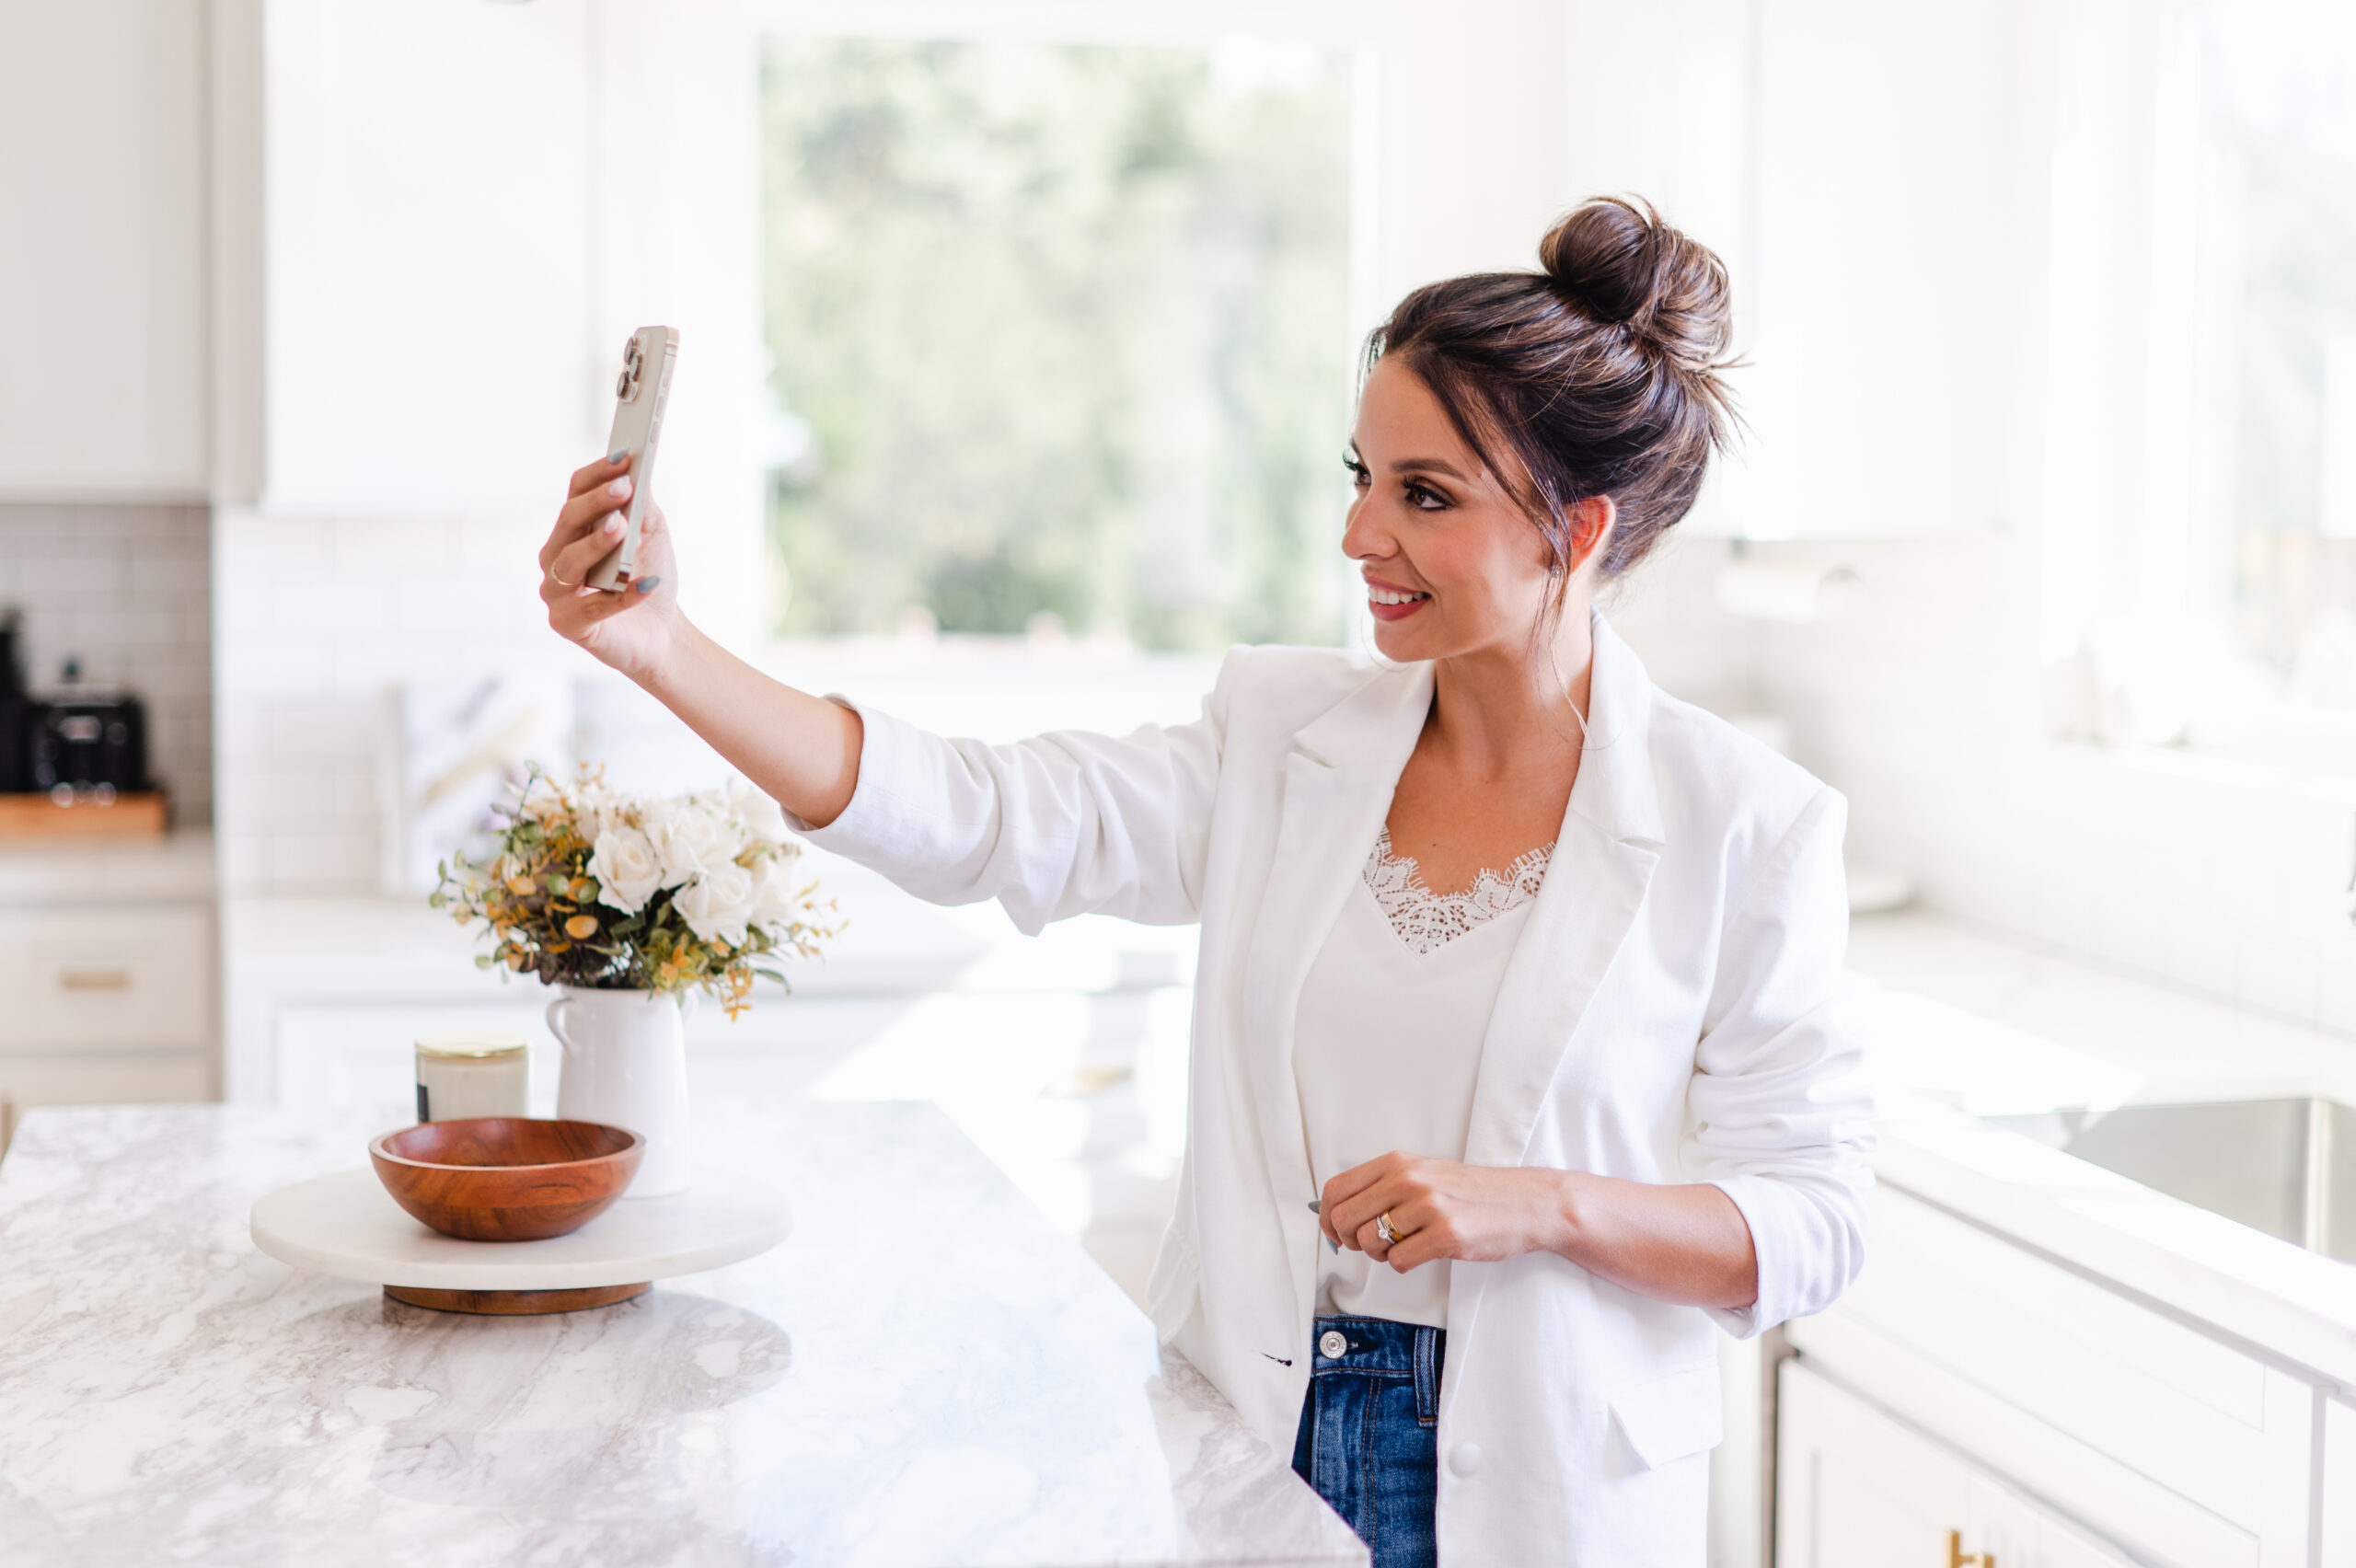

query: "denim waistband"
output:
1311 1315 1446 1424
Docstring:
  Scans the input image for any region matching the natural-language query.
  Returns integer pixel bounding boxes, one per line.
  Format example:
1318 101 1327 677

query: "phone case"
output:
587 326 680 591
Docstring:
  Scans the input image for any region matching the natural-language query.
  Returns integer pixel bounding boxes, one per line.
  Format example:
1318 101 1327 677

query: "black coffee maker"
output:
30 657 148 799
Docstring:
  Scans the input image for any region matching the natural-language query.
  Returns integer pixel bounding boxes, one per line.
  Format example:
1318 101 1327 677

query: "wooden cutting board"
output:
0 791 168 839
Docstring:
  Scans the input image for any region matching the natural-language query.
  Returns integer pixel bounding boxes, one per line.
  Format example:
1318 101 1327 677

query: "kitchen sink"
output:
1983 1098 2356 1264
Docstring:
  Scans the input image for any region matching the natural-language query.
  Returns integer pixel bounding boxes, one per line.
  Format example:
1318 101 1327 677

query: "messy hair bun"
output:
1539 196 1734 376
1368 195 1738 578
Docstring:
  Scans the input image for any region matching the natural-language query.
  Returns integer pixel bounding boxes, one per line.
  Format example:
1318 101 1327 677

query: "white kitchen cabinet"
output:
0 0 208 495
2326 1398 2356 1568
0 839 219 1148
1709 0 2037 539
1778 1359 2138 1568
0 909 214 1053
262 0 596 515
1552 0 2044 540
1789 1183 2319 1567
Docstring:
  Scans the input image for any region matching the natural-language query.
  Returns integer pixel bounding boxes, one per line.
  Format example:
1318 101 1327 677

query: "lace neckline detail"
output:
1363 828 1553 956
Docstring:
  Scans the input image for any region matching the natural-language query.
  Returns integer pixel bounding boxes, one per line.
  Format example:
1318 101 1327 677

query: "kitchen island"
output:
0 1099 1365 1567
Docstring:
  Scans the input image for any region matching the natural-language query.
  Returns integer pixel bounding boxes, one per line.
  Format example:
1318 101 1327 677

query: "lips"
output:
1365 578 1430 622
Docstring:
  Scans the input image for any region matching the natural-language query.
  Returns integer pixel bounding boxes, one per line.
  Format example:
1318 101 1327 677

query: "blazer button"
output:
1449 1443 1484 1477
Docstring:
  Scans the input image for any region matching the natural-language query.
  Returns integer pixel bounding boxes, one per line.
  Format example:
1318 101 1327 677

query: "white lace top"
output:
1364 828 1553 955
1289 828 1556 1328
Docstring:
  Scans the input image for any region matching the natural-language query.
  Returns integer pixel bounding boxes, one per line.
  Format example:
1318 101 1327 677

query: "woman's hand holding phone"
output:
540 453 681 685
536 452 865 830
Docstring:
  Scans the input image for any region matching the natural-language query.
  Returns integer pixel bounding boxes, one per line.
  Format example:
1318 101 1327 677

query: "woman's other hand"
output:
1319 1149 1761 1309
539 454 681 684
1321 1152 1565 1270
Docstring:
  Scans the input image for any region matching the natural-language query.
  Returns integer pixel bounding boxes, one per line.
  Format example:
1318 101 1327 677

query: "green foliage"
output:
759 37 1355 650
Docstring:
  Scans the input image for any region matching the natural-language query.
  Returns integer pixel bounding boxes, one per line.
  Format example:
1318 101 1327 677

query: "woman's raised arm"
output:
537 454 863 827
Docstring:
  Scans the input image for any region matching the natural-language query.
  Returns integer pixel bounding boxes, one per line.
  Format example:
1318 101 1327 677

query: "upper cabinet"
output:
1559 0 2049 538
262 0 599 516
0 0 208 497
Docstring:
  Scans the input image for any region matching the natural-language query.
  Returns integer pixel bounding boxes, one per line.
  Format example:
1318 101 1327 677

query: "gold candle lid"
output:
415 1032 529 1060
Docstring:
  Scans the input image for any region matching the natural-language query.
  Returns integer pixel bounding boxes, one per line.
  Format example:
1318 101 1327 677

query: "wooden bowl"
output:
369 1118 645 1242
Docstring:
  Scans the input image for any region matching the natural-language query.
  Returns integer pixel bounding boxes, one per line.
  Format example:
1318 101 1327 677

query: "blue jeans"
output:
1290 1315 1445 1568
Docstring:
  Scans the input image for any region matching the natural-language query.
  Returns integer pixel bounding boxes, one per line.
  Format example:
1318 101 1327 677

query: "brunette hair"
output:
1366 196 1737 579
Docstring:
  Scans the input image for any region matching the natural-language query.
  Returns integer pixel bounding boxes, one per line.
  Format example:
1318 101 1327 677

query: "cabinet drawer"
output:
0 909 213 1051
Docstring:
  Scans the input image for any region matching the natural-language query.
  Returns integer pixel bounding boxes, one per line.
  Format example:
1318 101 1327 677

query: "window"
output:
757 33 1356 651
2200 0 2356 707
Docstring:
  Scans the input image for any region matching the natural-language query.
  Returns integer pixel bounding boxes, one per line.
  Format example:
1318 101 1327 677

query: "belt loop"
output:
1415 1325 1442 1424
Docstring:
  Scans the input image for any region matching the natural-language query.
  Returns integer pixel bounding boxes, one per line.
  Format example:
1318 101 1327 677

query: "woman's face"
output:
1343 358 1572 666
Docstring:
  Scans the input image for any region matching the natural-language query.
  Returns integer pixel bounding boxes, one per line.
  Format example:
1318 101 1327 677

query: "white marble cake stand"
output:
250 1168 791 1315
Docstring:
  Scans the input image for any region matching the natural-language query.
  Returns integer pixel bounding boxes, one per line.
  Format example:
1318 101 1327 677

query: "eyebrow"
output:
1393 456 1472 481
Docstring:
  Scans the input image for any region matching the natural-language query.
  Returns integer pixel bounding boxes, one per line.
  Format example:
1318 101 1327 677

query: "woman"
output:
538 196 1872 1565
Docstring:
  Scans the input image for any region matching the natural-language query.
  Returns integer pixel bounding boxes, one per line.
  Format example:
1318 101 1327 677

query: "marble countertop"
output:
0 1099 1363 1567
1844 912 2356 1396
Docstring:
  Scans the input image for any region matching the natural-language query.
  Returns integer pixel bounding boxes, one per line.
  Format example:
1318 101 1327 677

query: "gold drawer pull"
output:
58 966 133 993
1947 1530 1994 1568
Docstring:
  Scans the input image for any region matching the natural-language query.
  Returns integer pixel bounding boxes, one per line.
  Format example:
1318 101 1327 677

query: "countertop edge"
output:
1877 1118 2356 1397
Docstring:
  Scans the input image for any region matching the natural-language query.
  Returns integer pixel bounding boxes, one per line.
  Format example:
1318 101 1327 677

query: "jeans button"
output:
1318 1330 1348 1359
1449 1442 1484 1477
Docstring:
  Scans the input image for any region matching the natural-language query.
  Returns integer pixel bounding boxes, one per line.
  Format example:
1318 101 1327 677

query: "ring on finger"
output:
1375 1211 1400 1246
548 563 579 588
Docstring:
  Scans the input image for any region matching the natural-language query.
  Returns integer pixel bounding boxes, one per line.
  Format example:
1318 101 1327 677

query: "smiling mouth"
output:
1368 587 1430 605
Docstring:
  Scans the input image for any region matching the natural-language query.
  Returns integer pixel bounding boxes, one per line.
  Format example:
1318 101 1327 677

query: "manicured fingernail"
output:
606 477 630 497
609 450 629 465
603 515 622 535
633 575 661 594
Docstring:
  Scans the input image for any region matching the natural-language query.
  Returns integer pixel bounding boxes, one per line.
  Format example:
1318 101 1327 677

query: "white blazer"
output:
795 615 1874 1564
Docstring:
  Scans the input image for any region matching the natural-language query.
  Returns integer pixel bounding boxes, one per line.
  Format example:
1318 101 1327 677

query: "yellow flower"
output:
564 914 599 940
506 874 535 896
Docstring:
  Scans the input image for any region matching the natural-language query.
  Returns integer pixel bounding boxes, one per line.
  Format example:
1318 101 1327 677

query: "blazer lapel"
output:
1447 617 1665 1378
1239 658 1434 1324
1461 614 1666 1170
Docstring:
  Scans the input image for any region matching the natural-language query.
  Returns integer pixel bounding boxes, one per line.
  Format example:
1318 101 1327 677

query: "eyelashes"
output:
1345 454 1451 511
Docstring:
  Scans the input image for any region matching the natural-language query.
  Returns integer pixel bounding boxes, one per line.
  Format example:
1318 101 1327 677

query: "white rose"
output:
748 855 809 928
652 800 743 886
675 860 757 947
587 825 666 915
572 782 625 842
728 777 793 845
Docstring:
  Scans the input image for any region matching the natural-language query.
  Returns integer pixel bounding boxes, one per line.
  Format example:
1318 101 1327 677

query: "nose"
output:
1340 490 1390 563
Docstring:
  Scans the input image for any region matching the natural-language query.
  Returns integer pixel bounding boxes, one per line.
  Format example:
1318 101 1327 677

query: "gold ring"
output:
549 564 578 588
1376 1211 1400 1246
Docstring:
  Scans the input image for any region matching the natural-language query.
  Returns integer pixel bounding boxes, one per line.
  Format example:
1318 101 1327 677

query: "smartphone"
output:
588 326 680 591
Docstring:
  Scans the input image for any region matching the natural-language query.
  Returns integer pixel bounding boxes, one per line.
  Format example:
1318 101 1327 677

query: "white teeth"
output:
1368 589 1429 605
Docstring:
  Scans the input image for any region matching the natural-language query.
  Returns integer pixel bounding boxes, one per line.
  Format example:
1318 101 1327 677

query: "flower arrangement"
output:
431 769 839 1018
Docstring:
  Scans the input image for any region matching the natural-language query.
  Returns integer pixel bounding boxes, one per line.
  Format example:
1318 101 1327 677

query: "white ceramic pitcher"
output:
548 986 693 1197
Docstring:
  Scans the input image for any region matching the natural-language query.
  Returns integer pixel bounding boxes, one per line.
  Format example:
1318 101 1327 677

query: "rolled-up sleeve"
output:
782 657 1234 932
1683 787 1876 1338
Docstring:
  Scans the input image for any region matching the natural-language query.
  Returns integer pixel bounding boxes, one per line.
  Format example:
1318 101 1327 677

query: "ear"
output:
1567 495 1618 571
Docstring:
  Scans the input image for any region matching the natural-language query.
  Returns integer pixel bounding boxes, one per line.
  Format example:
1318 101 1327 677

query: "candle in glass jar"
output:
414 1032 529 1123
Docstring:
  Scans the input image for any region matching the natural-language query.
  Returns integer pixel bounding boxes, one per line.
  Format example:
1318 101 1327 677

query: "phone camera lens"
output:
616 370 633 398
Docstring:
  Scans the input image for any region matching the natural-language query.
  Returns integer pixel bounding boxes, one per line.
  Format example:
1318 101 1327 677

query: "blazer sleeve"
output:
781 653 1238 932
1684 786 1877 1338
